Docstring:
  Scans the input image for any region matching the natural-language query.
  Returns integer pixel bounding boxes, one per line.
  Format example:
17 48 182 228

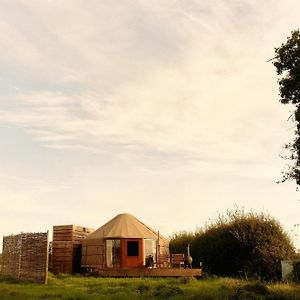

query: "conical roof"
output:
86 213 167 240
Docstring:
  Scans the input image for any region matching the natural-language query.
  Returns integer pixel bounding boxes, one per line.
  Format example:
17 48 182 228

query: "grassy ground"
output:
0 273 300 299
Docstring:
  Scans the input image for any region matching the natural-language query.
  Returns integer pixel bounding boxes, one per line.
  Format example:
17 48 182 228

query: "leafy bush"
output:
170 209 297 281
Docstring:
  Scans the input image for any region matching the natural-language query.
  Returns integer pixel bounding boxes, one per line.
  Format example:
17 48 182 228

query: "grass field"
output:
1 273 300 299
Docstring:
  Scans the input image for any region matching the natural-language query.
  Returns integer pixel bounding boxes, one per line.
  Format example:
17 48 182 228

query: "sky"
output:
1 0 300 249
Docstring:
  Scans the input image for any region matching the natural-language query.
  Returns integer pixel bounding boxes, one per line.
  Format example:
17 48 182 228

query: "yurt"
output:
81 213 169 271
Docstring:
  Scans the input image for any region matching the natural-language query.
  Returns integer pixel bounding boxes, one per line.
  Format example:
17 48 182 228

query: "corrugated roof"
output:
85 213 168 241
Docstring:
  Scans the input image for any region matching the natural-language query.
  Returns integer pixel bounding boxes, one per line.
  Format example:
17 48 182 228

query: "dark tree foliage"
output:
170 209 296 281
273 29 300 184
169 231 195 254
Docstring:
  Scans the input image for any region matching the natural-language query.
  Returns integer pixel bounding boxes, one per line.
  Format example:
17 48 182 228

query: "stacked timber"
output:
2 232 49 284
52 225 94 274
19 233 49 283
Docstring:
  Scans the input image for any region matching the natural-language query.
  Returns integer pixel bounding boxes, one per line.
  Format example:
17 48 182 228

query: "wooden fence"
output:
2 232 49 284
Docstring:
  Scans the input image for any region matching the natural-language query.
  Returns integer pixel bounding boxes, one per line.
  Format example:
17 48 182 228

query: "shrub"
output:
170 209 297 281
169 231 195 254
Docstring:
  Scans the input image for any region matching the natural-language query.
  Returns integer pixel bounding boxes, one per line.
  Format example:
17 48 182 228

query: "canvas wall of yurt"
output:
81 213 169 271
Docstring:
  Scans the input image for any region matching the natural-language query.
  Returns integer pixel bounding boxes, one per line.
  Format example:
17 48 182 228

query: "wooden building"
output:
52 225 94 274
81 213 170 271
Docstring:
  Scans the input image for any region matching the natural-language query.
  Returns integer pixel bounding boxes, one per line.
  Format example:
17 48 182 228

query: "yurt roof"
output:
86 213 168 241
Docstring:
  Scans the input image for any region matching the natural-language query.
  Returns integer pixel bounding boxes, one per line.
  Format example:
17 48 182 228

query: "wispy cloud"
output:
1 0 300 248
0 0 292 163
0 0 297 172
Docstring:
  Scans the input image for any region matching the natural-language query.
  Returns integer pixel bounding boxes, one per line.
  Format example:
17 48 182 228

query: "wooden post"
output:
18 235 22 279
157 231 160 268
44 231 49 284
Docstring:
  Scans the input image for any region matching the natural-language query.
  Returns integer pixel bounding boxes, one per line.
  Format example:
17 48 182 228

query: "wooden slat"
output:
52 224 94 274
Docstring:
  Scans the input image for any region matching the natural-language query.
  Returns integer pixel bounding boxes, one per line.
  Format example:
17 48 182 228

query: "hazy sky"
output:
1 0 300 248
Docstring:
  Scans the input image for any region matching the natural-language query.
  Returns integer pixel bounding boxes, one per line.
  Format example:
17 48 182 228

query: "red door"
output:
122 238 143 268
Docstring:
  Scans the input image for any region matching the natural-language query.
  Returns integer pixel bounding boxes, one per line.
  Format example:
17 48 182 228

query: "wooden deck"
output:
97 268 202 278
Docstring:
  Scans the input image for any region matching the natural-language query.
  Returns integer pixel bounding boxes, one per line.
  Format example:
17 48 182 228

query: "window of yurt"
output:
106 239 121 267
127 241 139 256
144 239 156 262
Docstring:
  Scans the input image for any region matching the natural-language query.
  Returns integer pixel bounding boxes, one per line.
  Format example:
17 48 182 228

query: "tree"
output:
273 29 300 184
170 209 296 281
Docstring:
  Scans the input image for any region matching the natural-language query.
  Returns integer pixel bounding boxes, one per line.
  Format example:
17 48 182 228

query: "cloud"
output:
0 172 71 217
2 0 300 253
0 0 296 172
